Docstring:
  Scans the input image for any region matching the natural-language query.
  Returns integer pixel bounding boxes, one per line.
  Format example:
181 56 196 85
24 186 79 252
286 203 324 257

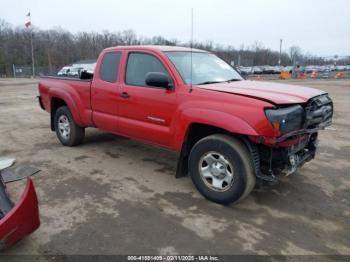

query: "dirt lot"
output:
0 78 349 256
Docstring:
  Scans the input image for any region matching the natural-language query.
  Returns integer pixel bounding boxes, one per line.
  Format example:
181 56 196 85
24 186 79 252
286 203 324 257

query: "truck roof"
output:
103 45 208 53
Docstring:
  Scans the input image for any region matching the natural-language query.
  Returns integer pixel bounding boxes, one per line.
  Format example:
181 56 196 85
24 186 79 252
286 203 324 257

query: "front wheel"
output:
54 106 85 146
188 134 256 204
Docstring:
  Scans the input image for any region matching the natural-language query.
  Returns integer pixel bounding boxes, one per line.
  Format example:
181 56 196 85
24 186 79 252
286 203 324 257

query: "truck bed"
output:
38 76 93 127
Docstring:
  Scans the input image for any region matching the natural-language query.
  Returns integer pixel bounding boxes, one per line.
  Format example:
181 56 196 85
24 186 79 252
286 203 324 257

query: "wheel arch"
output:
174 108 258 151
174 108 259 178
50 95 82 131
175 121 255 178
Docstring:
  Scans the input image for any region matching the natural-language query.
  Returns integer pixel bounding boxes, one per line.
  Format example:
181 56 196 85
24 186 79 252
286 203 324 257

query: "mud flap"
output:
175 150 189 178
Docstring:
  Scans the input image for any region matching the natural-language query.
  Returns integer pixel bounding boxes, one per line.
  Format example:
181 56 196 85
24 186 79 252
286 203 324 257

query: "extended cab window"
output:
100 52 121 83
126 53 169 86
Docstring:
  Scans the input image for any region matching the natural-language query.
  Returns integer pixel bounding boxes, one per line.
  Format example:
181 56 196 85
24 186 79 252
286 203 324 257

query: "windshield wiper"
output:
196 81 224 85
225 78 242 82
197 79 242 85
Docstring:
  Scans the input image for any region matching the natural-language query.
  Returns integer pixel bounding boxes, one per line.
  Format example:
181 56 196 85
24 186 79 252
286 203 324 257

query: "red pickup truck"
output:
38 45 333 204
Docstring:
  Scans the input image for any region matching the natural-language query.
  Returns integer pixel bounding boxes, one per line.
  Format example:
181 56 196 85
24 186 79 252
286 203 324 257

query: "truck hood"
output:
196 80 326 105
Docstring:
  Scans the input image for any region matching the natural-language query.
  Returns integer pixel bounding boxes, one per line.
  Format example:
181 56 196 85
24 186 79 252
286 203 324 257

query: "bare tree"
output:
289 45 302 65
0 18 348 77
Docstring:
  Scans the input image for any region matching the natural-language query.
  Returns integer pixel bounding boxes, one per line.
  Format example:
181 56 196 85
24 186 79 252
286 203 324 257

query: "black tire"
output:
188 134 255 204
54 106 85 146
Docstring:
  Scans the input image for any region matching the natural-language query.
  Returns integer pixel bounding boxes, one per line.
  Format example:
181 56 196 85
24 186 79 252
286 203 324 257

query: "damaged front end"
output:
249 94 333 183
0 163 40 250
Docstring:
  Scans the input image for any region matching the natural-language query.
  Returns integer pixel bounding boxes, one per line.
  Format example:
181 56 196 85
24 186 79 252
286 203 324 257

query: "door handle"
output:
119 92 130 99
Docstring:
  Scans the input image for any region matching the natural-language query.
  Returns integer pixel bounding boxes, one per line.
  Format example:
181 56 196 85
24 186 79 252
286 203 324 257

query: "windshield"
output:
165 51 242 85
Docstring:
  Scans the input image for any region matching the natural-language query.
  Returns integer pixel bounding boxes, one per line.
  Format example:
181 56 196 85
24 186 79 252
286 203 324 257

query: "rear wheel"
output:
188 134 255 204
54 106 85 146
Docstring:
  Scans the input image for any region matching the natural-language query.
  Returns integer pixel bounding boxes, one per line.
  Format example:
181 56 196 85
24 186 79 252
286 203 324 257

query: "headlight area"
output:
265 105 304 135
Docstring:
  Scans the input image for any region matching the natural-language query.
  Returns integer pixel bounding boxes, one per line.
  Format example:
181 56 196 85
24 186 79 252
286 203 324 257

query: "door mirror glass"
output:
145 72 171 89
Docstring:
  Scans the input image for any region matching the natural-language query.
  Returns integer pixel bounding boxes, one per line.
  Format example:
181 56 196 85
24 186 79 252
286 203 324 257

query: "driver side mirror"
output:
145 72 172 89
80 70 94 80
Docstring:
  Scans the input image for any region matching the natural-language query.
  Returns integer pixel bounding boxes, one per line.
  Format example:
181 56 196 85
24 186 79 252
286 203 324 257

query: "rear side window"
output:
100 52 121 83
126 53 169 86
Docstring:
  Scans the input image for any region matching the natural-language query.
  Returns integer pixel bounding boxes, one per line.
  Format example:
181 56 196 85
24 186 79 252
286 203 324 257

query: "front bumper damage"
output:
264 133 318 180
249 94 333 184
247 133 319 184
0 170 40 250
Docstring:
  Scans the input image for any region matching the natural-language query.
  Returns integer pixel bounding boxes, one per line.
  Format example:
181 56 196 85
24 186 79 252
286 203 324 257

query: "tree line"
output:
0 18 349 76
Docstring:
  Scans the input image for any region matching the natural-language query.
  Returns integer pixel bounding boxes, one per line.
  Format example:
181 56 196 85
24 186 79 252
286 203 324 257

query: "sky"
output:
1 0 349 57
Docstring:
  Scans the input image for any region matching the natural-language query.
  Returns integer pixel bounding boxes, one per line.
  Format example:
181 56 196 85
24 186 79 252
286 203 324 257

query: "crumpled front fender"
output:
0 177 40 250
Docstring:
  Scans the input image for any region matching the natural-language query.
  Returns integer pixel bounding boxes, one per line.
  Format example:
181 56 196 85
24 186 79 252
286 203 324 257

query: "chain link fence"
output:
0 64 59 78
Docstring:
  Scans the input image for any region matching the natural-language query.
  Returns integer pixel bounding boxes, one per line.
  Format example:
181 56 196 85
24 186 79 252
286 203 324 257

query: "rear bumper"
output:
0 177 40 250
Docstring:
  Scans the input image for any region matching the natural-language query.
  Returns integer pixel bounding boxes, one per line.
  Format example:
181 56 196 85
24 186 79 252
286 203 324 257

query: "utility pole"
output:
30 28 35 77
278 39 283 66
13 64 16 78
25 11 35 77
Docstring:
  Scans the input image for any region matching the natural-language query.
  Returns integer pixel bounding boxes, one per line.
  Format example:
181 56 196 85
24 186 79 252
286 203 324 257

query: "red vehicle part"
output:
0 177 40 250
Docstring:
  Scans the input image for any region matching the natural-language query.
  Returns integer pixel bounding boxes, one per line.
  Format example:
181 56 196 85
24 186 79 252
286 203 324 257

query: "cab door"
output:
91 51 122 132
118 51 177 148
